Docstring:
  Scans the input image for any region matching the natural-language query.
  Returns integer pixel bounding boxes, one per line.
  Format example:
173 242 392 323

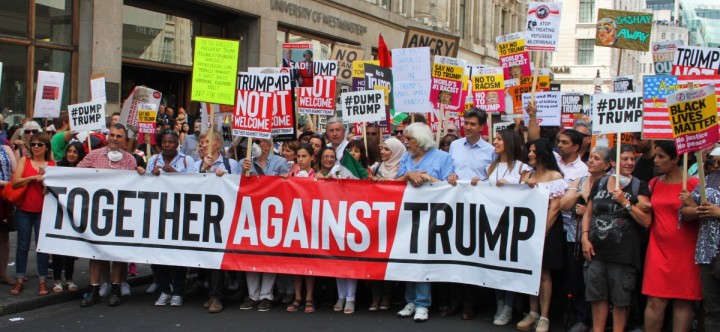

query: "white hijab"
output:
378 137 406 179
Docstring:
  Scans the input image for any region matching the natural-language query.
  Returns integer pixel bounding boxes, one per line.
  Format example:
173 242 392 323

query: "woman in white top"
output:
485 129 531 326
486 129 532 186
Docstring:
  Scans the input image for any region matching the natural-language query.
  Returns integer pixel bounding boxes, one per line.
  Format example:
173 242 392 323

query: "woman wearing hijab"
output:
372 137 406 180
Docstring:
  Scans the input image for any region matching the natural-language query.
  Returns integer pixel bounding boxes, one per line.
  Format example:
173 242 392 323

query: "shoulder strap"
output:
222 157 231 173
252 161 265 176
631 177 640 198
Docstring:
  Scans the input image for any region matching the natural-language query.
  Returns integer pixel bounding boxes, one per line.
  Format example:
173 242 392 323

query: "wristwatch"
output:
624 203 632 212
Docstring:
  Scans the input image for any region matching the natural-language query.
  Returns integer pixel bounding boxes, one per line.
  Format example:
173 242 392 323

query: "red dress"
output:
642 177 701 300
19 158 56 213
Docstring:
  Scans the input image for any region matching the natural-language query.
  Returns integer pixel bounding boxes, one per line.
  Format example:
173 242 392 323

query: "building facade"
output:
550 0 646 96
0 0 527 119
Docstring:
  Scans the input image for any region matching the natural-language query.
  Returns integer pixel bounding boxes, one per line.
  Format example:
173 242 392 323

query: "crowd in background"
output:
0 100 718 332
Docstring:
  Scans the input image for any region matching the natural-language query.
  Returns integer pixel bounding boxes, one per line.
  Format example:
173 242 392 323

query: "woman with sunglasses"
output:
439 134 459 153
13 121 42 160
680 147 720 331
10 132 55 296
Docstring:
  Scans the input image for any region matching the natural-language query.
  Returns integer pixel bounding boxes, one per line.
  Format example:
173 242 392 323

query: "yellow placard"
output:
472 74 505 91
352 60 379 78
670 93 718 137
433 64 463 80
138 110 156 124
497 38 526 57
191 37 240 105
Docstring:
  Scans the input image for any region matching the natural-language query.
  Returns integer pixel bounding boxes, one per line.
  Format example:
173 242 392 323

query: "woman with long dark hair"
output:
486 129 531 326
51 141 87 293
517 138 567 332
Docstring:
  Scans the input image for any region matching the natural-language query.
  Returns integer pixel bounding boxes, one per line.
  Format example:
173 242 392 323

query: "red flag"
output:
378 34 392 68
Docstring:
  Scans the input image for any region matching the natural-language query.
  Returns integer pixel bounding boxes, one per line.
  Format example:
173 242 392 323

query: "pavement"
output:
0 232 153 317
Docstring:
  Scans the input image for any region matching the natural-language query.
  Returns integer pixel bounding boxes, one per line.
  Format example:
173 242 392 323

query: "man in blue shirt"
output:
447 108 495 185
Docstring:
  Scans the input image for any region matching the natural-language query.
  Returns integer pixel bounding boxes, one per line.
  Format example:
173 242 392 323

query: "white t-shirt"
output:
485 161 532 185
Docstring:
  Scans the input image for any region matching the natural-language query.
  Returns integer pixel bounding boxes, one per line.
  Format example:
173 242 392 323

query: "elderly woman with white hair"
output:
395 122 454 322
13 121 43 160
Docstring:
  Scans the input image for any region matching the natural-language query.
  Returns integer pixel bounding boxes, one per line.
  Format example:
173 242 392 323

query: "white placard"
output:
525 2 563 51
68 101 107 132
392 47 433 114
34 71 65 118
521 92 561 126
590 93 644 134
90 74 107 104
341 90 386 124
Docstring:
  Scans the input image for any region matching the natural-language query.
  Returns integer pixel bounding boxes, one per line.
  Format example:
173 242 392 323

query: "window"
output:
123 6 196 66
0 0 78 118
578 39 594 65
661 32 666 39
579 0 595 23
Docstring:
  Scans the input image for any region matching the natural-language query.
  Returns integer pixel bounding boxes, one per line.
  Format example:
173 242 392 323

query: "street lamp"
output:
593 69 603 94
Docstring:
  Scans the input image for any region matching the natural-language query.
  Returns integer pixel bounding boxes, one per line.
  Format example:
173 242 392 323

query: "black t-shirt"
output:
632 155 656 182
588 175 650 270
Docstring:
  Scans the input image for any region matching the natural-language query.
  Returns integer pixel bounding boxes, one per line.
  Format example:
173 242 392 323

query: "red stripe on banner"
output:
221 176 406 280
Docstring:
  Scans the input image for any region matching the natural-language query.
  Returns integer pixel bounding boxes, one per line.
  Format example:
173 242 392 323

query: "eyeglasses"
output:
30 142 45 147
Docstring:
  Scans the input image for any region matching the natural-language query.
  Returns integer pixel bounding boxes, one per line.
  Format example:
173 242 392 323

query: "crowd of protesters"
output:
0 101 719 332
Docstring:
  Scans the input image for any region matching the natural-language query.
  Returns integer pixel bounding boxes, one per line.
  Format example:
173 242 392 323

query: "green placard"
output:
191 37 240 105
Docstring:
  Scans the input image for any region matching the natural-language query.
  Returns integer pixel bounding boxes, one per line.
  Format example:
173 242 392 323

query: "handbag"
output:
1 182 27 206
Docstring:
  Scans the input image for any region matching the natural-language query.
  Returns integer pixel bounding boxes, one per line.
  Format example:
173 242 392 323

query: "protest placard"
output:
643 75 679 140
561 92 584 129
280 43 313 87
237 72 294 139
613 75 634 93
403 27 459 57
234 73 274 139
590 93 644 134
506 83 534 118
673 46 720 76
90 74 106 104
667 85 719 154
298 61 338 116
214 113 234 149
341 90 386 124
351 60 379 91
191 37 240 105
34 71 64 118
522 91 561 126
493 121 513 133
137 103 157 135
652 40 682 75
595 9 653 52
525 2 562 51
496 33 532 80
68 101 106 132
364 64 393 133
331 43 365 85
430 56 466 109
472 67 505 113
119 86 162 136
391 47 432 114
0 62 3 92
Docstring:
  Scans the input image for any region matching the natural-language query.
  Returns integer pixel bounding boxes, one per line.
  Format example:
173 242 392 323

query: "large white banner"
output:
40 167 550 295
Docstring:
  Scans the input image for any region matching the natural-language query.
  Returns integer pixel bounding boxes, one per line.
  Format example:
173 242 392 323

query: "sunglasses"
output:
25 130 39 134
30 142 45 147
707 160 720 167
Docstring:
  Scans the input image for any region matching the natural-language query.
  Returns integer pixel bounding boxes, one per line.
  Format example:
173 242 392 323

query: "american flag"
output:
643 76 678 140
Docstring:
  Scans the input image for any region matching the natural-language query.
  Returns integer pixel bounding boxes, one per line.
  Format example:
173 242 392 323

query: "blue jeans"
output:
15 209 48 279
405 282 432 309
